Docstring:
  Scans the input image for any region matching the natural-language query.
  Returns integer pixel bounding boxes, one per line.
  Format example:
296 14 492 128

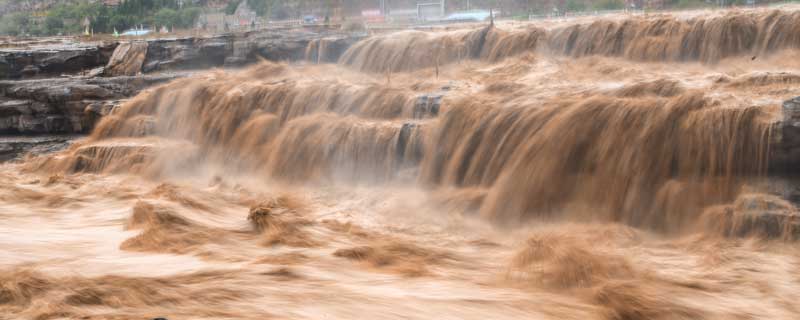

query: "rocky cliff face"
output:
141 29 364 72
772 96 800 173
0 42 118 79
2 28 363 80
0 74 179 134
104 41 148 77
142 36 232 73
0 134 74 161
0 27 365 135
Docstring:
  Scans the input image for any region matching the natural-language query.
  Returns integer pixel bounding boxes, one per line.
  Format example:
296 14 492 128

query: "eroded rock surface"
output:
0 42 117 79
771 96 800 172
0 135 75 162
0 74 179 134
2 28 364 80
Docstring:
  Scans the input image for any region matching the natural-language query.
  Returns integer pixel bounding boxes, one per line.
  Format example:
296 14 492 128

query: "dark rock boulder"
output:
413 94 443 119
770 96 800 172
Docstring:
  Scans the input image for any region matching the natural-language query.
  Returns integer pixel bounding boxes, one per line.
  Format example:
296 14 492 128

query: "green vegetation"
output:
111 0 202 30
533 0 624 13
152 7 201 28
224 0 240 14
226 0 281 19
591 0 625 10
566 0 588 11
0 0 770 36
0 0 202 36
671 0 715 8
0 12 29 36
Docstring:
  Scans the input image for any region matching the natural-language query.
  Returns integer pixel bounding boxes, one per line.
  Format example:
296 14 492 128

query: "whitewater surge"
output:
4 7 800 319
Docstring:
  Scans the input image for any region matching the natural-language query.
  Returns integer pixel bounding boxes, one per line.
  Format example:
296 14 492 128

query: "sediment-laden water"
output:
3 8 800 320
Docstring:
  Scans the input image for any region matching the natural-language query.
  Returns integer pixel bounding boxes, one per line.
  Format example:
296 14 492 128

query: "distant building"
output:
361 9 385 23
197 1 258 32
230 1 257 27
444 10 491 22
197 12 226 32
418 2 444 21
387 8 417 22
102 0 121 7
206 0 229 10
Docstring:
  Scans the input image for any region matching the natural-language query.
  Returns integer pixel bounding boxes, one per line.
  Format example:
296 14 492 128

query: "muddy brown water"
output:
4 9 800 320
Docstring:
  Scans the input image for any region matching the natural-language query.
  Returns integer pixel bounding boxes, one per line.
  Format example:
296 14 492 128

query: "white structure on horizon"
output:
417 0 445 21
230 1 257 28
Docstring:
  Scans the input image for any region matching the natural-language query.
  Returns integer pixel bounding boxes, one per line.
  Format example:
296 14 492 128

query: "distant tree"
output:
109 14 135 31
565 0 586 11
592 0 624 10
0 12 30 35
179 6 201 27
93 5 111 33
154 7 179 27
272 6 289 19
44 14 64 33
225 0 240 14
247 0 270 17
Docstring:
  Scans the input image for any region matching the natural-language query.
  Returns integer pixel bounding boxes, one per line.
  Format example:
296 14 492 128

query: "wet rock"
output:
396 123 416 160
0 42 117 79
143 30 364 71
0 30 364 134
105 41 148 76
413 94 442 119
770 96 800 172
725 209 800 239
396 122 424 166
143 36 231 73
305 37 361 64
85 66 105 78
708 194 800 239
0 74 180 134
0 135 76 162
2 29 363 79
235 30 318 62
0 29 364 134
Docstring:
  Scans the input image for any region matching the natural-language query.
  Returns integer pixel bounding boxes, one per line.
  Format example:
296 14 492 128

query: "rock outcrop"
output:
704 193 800 239
141 29 364 72
0 135 74 162
104 41 148 77
771 96 800 173
0 27 365 134
305 37 366 64
116 29 364 74
0 74 179 134
0 42 117 79
142 36 231 73
2 28 364 80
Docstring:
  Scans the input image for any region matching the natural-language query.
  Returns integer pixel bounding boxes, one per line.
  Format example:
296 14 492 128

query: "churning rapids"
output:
5 8 800 319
